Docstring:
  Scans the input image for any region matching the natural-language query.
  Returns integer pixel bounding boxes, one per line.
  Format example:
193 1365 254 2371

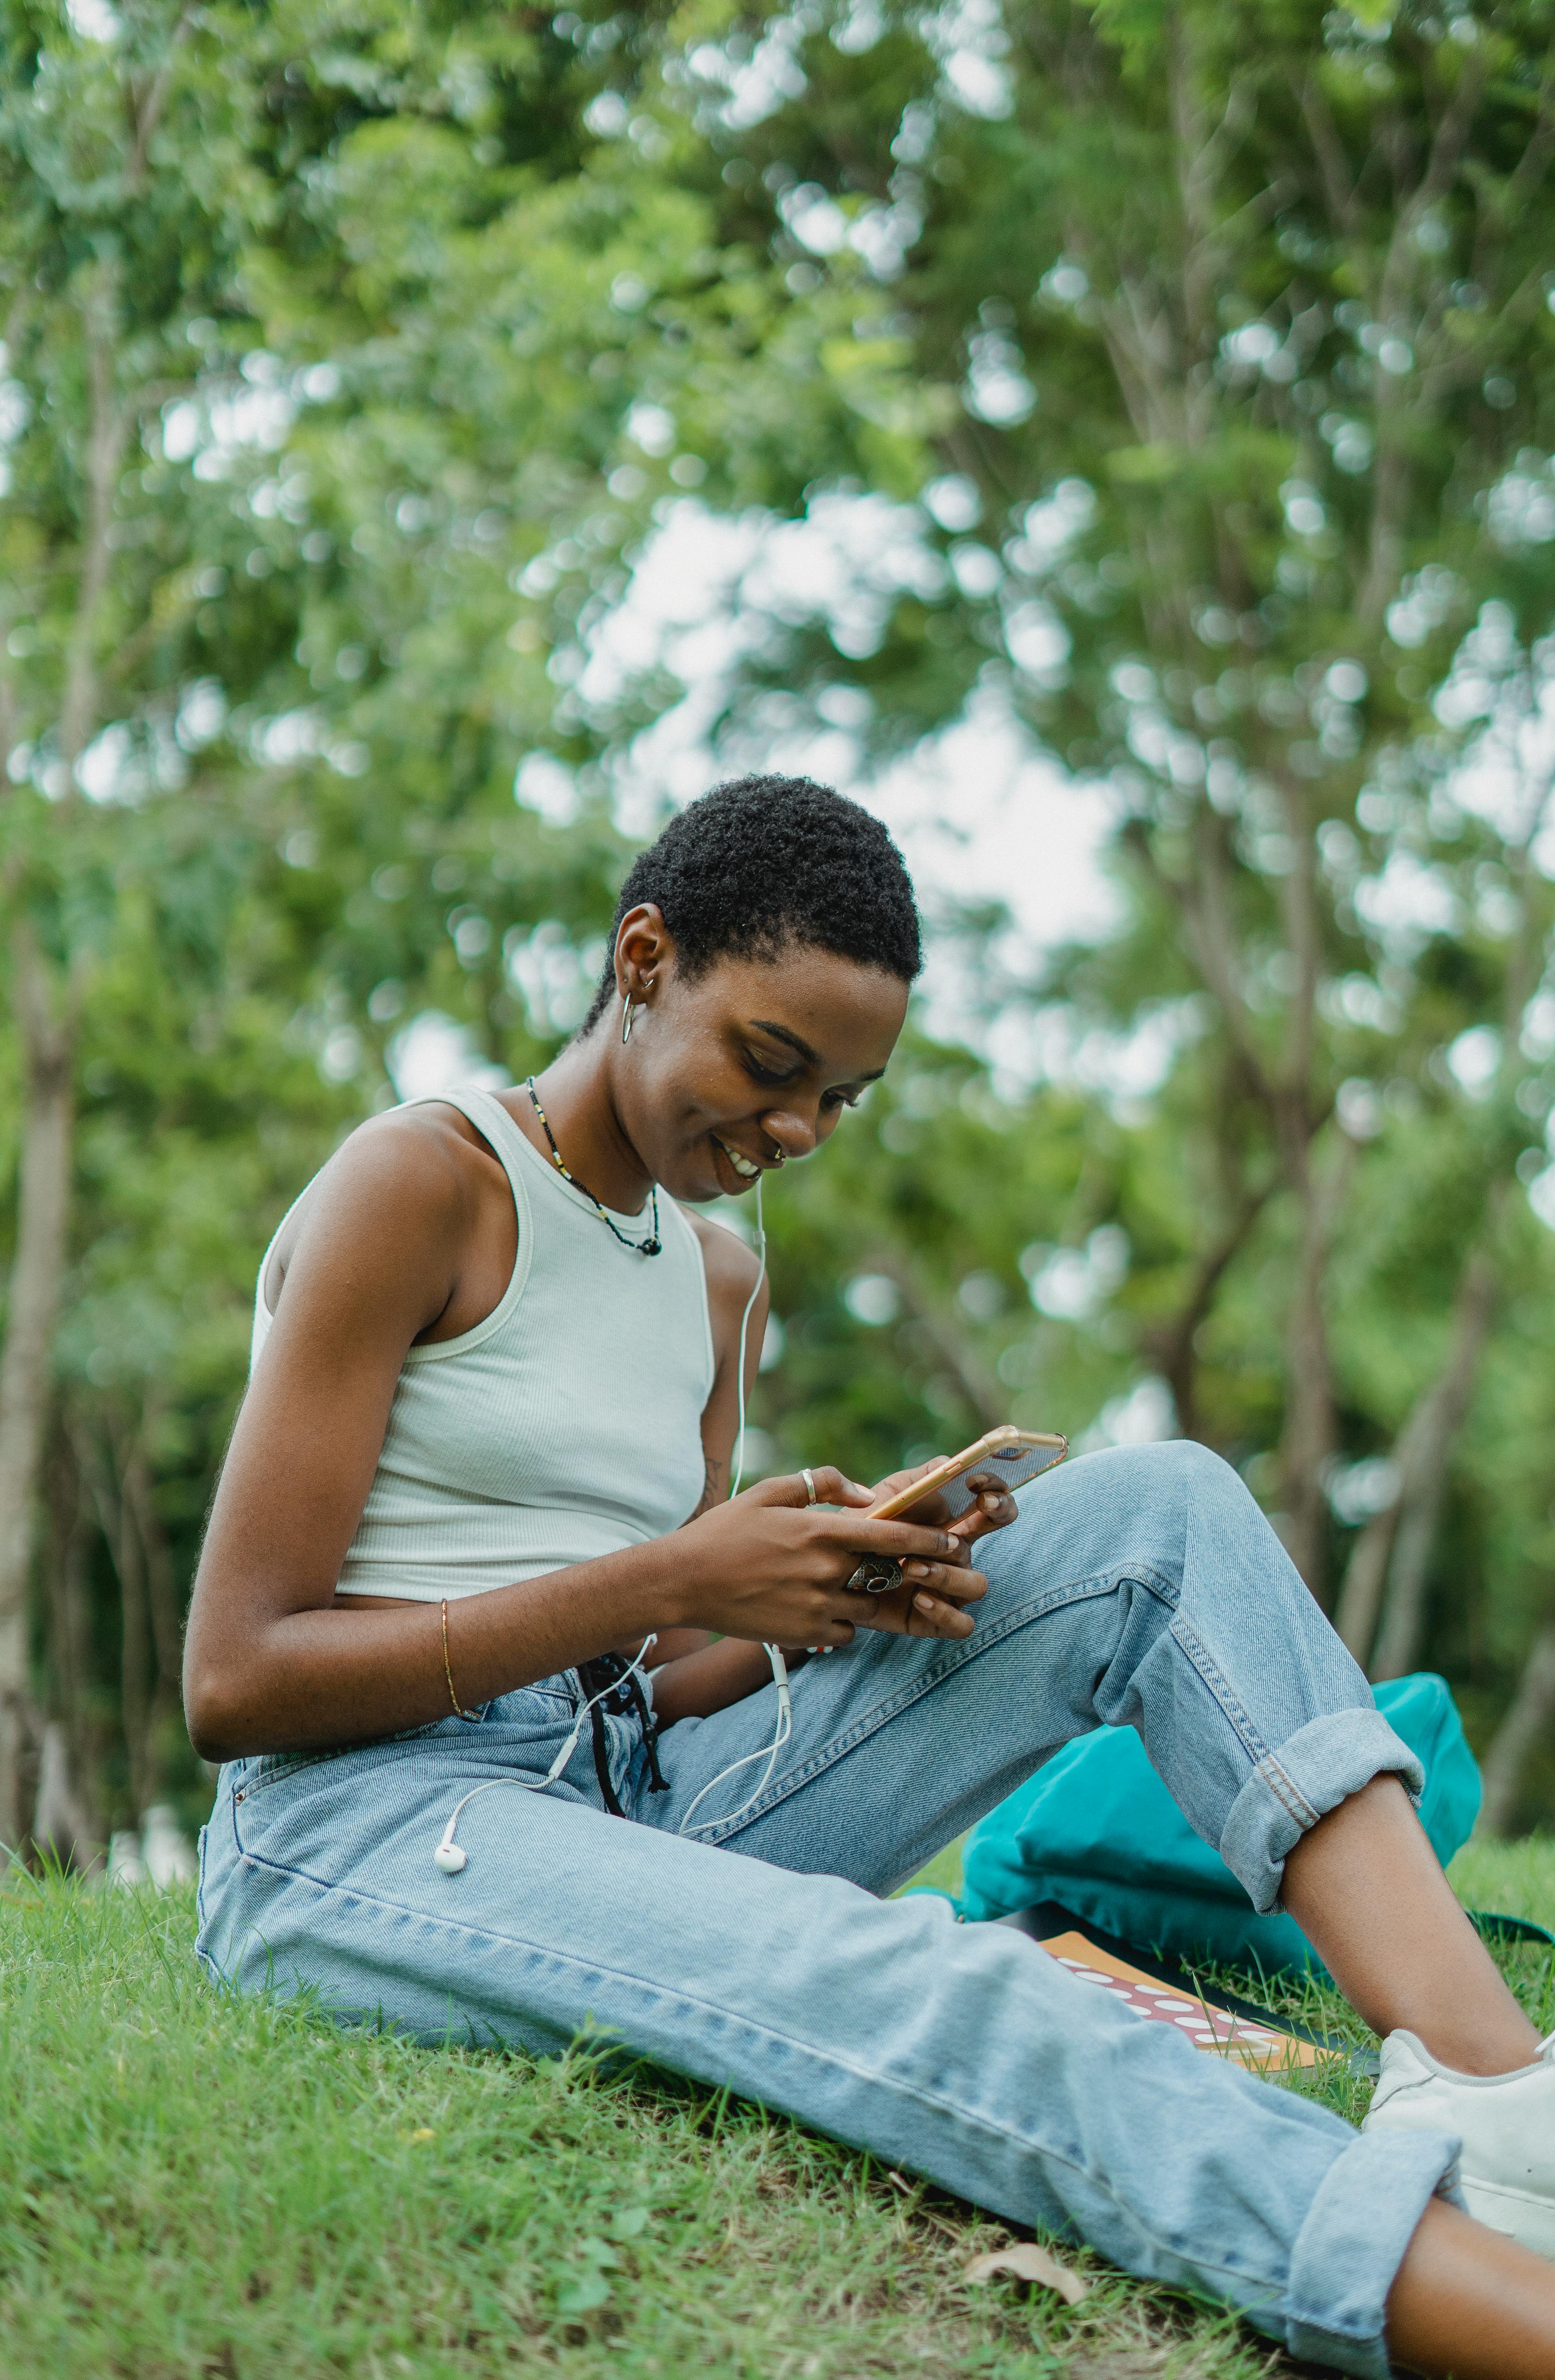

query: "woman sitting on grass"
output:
187 775 1555 2380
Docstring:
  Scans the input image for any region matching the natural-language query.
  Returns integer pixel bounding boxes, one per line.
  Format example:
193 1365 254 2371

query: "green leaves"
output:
7 0 1555 1828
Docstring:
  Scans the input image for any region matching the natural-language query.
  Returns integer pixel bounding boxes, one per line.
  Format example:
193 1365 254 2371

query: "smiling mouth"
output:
713 1136 762 1180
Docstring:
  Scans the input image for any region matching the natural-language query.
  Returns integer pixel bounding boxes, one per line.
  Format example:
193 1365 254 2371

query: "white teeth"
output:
720 1141 760 1179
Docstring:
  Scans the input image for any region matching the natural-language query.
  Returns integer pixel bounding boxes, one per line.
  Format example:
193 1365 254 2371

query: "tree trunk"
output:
118 1422 182 1809
1369 1238 1500 1682
32 1722 99 1873
1333 1498 1398 1670
1477 1622 1555 1838
1145 1176 1275 1444
0 283 119 1858
0 927 76 1860
1276 1118 1351 1603
117 1461 153 1820
1332 1226 1500 1665
75 1413 163 1819
37 1430 99 1865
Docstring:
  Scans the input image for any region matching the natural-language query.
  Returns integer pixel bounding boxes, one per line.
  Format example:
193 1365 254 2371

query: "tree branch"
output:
1276 1126 1355 1600
1364 1221 1502 1680
1294 71 1361 236
1144 1171 1278 1441
1500 40 1555 215
1124 812 1274 1103
124 7 195 194
1272 772 1319 1096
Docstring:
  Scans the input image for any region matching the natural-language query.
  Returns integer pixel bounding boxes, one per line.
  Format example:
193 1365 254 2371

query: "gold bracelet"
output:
441 1597 479 1720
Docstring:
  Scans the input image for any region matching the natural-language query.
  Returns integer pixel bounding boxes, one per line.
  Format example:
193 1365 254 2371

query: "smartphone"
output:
869 1425 1069 1522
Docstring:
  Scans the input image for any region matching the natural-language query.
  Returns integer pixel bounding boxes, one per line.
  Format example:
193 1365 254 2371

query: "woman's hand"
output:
866 1455 1020 1546
852 1455 1017 1633
672 1469 988 1647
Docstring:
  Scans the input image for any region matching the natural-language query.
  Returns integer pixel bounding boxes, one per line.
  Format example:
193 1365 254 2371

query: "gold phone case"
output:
870 1425 1069 1522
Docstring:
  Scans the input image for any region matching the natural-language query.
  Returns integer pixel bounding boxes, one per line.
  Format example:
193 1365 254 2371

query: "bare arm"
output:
183 1134 984 1761
647 1214 1018 1728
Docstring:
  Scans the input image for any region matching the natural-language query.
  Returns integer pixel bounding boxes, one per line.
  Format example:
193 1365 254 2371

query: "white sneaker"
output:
1362 2029 1555 2259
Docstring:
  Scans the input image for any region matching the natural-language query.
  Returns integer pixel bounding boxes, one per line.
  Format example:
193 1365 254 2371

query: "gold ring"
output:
801 1467 817 1506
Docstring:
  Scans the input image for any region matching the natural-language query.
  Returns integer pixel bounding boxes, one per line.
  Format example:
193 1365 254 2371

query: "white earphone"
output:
432 1169 790 1872
431 1633 658 1874
677 1173 793 1836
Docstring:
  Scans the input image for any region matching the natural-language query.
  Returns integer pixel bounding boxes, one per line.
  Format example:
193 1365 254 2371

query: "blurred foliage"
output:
4 0 1555 1841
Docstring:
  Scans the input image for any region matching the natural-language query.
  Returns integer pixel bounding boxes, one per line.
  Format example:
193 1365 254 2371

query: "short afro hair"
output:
584 775 921 1027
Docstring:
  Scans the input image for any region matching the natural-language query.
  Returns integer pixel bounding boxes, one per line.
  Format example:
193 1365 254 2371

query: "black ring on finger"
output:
845 1555 905 1595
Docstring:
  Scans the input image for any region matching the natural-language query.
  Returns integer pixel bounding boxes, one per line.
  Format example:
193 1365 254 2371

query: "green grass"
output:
0 1845 1551 2380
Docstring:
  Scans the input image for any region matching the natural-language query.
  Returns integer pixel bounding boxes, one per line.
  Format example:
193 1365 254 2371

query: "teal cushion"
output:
960 1673 1482 1975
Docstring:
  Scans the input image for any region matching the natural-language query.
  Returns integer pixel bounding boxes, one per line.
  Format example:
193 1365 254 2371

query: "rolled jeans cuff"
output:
1282 2127 1462 2377
1220 1709 1425 1916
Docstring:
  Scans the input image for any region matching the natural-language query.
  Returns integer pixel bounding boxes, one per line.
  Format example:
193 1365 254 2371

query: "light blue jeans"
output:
196 1443 1461 2376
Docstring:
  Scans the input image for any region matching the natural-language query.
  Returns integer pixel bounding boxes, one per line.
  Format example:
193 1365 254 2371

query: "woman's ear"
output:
614 903 676 1004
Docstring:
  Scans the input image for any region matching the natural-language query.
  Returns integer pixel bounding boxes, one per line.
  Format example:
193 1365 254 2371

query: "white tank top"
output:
250 1087 715 1601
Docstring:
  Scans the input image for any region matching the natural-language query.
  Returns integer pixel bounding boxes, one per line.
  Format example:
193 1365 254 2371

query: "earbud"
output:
430 1638 657 1876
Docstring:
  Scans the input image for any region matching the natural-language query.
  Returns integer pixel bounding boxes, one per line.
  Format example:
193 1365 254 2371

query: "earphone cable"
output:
729 1171 766 1498
433 1633 658 1872
677 1170 790 1837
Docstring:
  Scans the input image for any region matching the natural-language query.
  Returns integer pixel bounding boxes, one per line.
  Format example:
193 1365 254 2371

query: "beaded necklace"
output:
524 1078 662 1256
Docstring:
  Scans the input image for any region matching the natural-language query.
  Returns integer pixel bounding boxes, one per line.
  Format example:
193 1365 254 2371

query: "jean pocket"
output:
232 1748 350 1804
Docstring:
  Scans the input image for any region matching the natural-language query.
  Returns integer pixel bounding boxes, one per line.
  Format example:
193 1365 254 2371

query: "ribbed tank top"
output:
250 1088 715 1601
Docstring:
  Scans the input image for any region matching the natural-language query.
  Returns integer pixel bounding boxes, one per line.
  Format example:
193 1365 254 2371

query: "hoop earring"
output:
621 975 655 1045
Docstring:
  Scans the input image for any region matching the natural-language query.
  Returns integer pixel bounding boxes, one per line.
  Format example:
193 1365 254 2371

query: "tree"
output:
0 0 939 1848
13 0 1555 1841
635 0 1555 1632
0 0 296 1851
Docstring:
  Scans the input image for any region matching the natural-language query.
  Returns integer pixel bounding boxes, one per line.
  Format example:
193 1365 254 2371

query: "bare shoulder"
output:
300 1103 488 1231
349 1100 503 1201
682 1207 764 1309
267 1101 498 1304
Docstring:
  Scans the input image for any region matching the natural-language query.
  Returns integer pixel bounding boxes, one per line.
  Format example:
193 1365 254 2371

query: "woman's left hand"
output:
866 1457 1019 1547
839 1457 1014 1638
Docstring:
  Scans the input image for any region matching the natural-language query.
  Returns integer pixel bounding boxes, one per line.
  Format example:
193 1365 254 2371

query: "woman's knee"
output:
1062 1437 1288 1609
1068 1435 1242 1511
981 1436 1251 1614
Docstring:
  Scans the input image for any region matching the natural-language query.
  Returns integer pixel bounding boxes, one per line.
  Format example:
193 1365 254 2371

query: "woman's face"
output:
612 918 910 1203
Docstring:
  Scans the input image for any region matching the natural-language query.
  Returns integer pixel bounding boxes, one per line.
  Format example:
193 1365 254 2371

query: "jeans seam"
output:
1255 1752 1321 1831
1166 1611 1272 1767
692 1567 1179 1846
223 1841 1305 2315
